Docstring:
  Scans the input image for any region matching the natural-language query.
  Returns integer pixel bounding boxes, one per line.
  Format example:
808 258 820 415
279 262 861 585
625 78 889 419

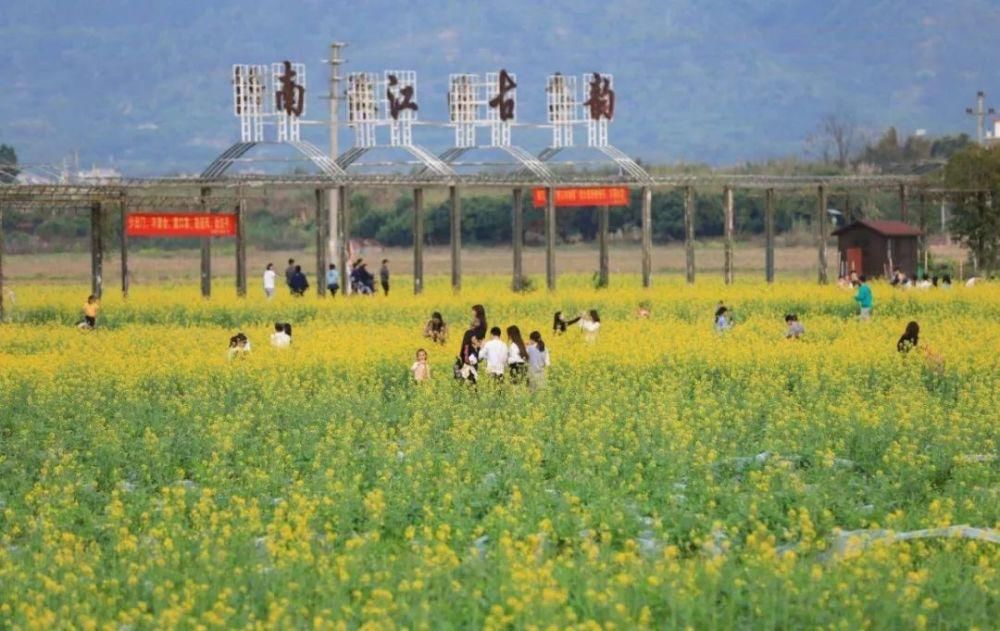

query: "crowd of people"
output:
261 257 391 298
77 263 959 379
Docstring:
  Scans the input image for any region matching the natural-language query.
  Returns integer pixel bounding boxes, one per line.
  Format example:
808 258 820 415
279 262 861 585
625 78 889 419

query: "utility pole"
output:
326 43 345 265
965 90 995 146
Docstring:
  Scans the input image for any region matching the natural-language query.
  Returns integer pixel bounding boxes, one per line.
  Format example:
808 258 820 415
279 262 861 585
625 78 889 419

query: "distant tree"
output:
943 145 1000 272
0 144 18 183
860 127 903 166
809 113 860 168
930 133 972 160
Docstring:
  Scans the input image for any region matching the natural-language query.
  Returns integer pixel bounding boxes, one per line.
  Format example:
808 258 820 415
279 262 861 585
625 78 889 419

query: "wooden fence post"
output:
684 186 695 283
723 186 734 285
315 188 326 297
817 185 829 284
450 186 462 292
337 186 349 294
598 204 609 288
512 188 524 291
641 187 652 288
120 195 129 297
413 187 425 295
545 187 556 290
199 187 211 298
765 187 775 283
90 201 104 298
236 194 247 297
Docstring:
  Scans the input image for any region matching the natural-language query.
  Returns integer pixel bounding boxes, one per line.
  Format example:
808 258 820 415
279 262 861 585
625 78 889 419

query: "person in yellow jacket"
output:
78 295 99 330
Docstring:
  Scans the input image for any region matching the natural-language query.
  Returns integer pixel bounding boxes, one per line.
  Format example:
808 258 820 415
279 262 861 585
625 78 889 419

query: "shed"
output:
831 219 923 280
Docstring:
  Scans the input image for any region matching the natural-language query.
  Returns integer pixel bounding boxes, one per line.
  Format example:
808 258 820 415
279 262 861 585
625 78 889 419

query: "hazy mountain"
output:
1 0 998 175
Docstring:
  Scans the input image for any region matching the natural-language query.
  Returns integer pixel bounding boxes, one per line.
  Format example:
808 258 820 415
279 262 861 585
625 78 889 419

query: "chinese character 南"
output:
386 74 418 120
584 72 614 120
488 69 517 122
276 61 305 117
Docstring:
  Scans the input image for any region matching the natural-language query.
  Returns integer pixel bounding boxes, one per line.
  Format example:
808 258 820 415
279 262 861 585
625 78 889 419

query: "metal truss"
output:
337 145 455 177
435 146 554 182
200 141 345 178
538 145 651 183
2 172 974 209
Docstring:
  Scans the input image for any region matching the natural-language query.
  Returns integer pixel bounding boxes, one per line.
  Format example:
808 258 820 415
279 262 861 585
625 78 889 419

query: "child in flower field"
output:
227 333 251 360
527 331 550 390
77 294 99 330
423 311 448 345
714 304 733 331
637 302 651 318
897 320 944 373
270 322 292 348
411 348 431 383
784 313 805 339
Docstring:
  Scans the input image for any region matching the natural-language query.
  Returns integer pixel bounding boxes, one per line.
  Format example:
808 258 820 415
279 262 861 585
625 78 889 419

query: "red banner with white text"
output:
126 213 238 237
532 187 630 208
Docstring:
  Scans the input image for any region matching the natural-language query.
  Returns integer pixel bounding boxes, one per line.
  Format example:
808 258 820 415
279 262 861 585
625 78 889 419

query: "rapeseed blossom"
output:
0 276 998 628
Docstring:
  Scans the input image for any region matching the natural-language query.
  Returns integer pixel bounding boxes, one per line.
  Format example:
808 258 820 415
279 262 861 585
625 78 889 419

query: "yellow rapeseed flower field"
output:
1 276 998 629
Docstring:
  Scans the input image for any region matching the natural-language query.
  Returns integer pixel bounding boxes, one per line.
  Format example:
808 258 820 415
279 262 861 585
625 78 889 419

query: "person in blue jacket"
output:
854 274 873 320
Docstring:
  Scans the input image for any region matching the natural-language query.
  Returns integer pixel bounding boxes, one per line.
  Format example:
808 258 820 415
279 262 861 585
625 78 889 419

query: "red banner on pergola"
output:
126 213 238 237
532 187 630 208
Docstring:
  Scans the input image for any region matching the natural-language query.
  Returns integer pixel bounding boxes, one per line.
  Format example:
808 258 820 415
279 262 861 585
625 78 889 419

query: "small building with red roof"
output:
831 219 923 280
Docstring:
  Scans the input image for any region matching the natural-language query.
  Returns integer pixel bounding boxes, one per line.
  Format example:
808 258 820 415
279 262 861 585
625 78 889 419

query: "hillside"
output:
1 0 998 174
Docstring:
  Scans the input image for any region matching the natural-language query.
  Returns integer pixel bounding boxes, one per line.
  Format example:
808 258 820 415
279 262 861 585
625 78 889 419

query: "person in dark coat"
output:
289 265 309 296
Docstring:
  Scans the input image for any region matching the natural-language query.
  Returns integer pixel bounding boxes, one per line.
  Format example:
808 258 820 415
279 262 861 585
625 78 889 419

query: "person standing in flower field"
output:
527 331 550 391
411 348 431 383
506 325 528 384
325 264 340 297
479 327 509 383
289 265 309 297
263 263 277 299
77 294 100 330
854 275 873 320
284 258 296 291
380 259 390 296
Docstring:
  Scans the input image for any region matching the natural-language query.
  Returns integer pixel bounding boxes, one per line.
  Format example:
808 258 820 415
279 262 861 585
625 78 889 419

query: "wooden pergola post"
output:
120 195 129 298
337 186 349 294
764 187 775 283
817 184 829 284
512 188 524 291
641 186 652 288
236 194 247 297
723 186 734 285
684 186 695 283
199 186 211 298
899 184 909 222
0 203 5 321
314 188 326 297
450 185 462 292
413 187 425 295
90 201 104 298
598 204 609 288
918 192 928 273
545 186 556 291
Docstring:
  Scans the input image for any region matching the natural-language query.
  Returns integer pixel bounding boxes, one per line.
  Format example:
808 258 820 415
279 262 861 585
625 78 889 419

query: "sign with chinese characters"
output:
232 60 305 142
532 187 630 208
544 72 615 148
346 70 419 147
126 213 238 237
443 70 518 148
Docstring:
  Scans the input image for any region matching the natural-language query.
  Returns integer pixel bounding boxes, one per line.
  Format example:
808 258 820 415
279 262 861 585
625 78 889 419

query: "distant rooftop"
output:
832 219 923 237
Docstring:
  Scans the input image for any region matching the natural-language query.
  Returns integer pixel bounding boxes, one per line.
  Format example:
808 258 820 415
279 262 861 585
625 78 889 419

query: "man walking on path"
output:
854 275 873 320
380 259 390 296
